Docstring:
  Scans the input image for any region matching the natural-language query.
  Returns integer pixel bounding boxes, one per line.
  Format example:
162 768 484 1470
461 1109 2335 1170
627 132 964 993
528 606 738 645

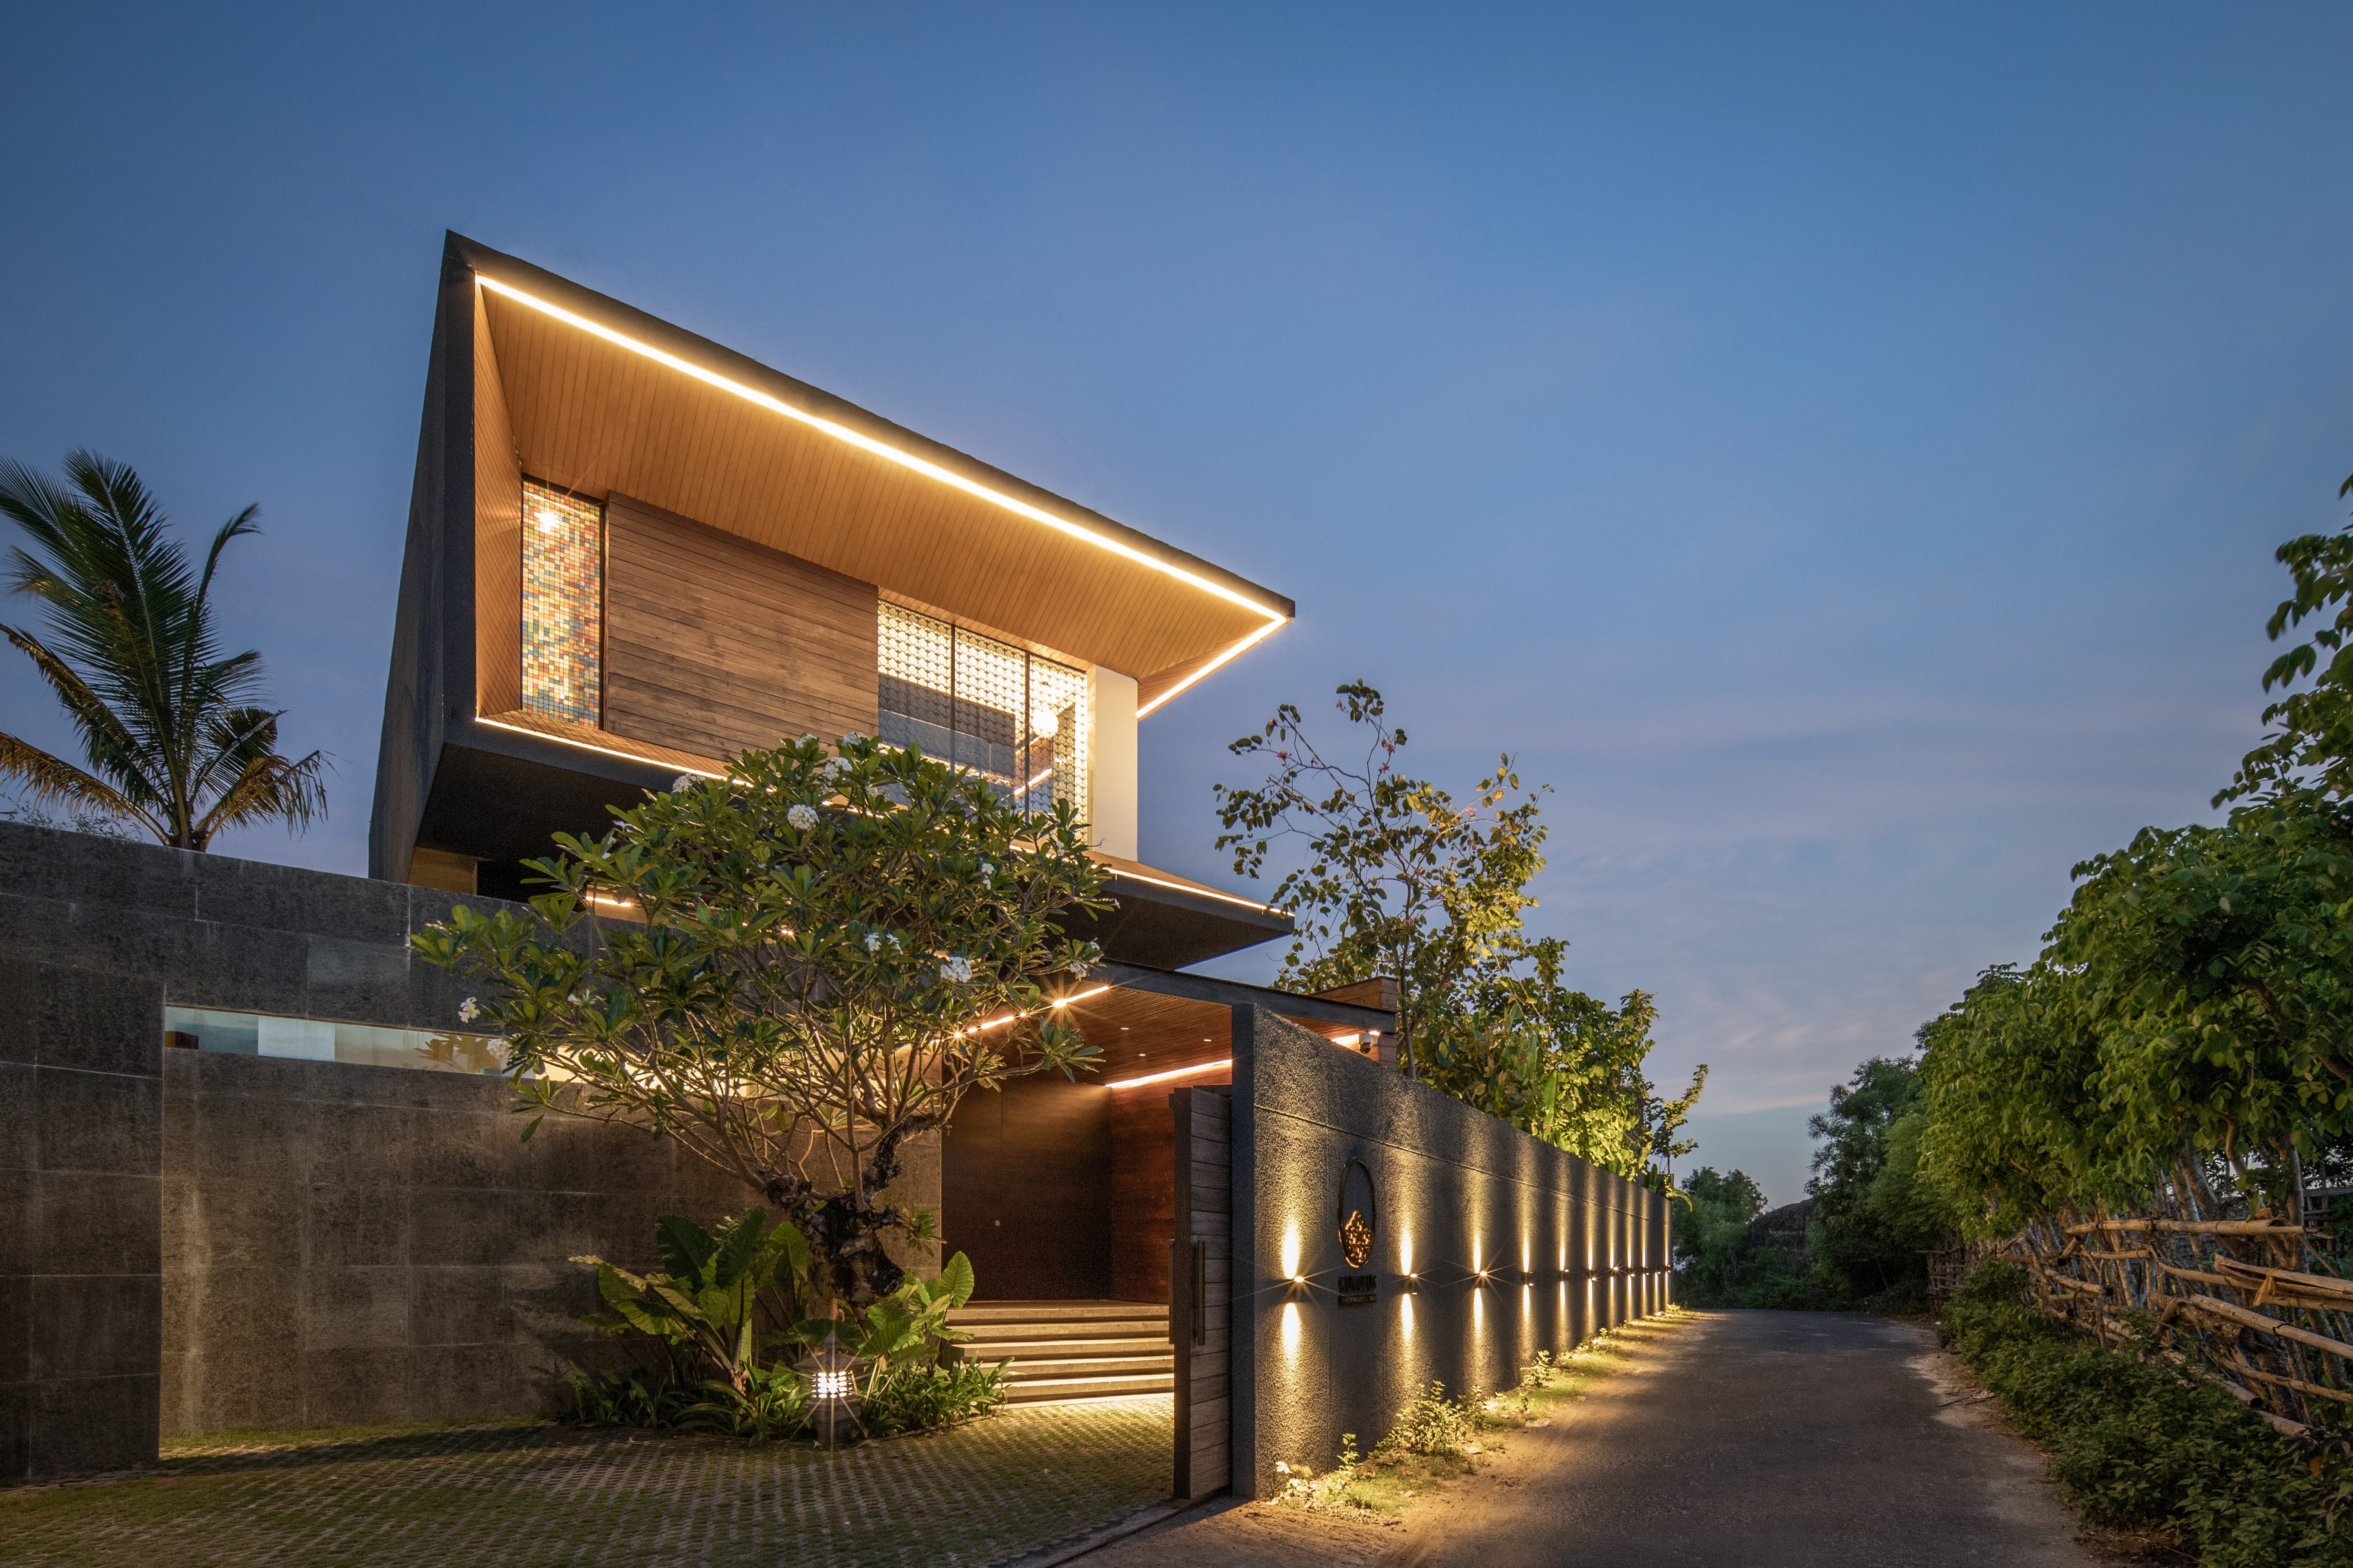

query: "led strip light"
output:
1103 1058 1233 1091
474 274 1288 716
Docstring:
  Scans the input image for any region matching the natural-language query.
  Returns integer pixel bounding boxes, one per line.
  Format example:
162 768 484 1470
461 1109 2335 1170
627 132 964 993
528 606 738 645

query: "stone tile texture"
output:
0 1398 1173 1568
0 822 919 1479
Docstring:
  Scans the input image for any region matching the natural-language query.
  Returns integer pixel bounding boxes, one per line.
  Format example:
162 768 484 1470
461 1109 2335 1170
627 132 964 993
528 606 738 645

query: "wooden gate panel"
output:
1171 1085 1232 1498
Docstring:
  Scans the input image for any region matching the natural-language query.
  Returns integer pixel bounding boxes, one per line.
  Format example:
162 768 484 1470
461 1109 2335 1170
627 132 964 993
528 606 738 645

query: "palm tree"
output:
0 450 327 849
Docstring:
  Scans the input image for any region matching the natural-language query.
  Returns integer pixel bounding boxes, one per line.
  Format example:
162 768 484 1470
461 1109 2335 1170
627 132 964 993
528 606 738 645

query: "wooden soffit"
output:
454 236 1291 704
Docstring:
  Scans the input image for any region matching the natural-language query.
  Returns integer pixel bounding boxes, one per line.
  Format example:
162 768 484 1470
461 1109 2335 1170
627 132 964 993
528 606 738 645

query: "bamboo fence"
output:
1990 1177 2353 1441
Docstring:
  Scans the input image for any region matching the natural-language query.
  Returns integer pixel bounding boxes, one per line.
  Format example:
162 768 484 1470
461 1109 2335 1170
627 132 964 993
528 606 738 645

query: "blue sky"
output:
6 4 2352 1203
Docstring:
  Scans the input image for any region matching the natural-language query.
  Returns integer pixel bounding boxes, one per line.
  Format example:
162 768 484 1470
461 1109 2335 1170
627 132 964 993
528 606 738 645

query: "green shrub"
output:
1943 1261 2353 1568
1374 1380 1485 1460
684 1363 811 1441
565 1366 695 1429
864 1361 1010 1437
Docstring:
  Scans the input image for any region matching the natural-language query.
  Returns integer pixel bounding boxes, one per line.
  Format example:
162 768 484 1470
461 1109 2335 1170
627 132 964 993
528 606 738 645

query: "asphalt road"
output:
1422 1310 2095 1568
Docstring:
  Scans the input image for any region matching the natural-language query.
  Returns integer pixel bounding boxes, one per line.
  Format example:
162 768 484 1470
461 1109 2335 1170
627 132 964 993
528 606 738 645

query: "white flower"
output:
864 932 882 953
821 756 852 780
798 733 817 745
568 991 592 1007
787 803 818 831
940 956 974 985
671 774 697 793
457 997 481 1024
1274 1461 1291 1476
1070 960 1090 979
979 861 995 880
841 731 867 746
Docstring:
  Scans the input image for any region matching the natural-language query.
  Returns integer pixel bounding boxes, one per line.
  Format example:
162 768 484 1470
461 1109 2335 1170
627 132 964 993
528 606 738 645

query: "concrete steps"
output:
950 1300 1173 1405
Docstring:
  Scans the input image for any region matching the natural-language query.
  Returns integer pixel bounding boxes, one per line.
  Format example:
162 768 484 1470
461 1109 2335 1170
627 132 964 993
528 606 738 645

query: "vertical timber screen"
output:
1170 1086 1232 1497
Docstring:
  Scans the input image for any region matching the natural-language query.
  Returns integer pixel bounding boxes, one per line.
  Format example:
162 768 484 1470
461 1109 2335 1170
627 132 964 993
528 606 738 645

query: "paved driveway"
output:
1420 1311 2092 1568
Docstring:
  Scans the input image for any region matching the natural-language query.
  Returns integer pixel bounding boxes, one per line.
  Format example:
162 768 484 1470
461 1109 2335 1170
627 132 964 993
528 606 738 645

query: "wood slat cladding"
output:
603 493 879 762
942 1073 1112 1300
1172 1086 1232 1498
473 294 523 719
1110 1086 1175 1303
477 284 1280 688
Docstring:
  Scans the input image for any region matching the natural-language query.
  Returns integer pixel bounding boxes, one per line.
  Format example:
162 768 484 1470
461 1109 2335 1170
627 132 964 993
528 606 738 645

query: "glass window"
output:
521 479 603 723
164 1007 508 1076
877 602 1088 814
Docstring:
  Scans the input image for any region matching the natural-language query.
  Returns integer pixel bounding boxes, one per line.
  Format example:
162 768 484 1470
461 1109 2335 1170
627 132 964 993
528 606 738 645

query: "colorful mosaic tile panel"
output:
521 480 602 724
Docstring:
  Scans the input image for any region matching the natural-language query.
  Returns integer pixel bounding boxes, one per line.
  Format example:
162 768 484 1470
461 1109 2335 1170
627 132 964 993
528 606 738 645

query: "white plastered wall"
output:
1087 667 1139 858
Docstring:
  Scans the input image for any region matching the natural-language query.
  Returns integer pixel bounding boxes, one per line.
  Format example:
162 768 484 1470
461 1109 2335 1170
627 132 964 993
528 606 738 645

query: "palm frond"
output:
0 621 167 810
0 452 322 848
0 731 166 841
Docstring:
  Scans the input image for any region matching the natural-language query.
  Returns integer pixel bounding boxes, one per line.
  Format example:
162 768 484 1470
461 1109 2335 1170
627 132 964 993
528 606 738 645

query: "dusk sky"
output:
7 4 2353 1203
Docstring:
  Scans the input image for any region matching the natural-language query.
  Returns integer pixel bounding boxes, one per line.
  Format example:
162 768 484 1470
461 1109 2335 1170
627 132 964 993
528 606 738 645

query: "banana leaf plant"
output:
572 1209 811 1396
794 1250 980 1397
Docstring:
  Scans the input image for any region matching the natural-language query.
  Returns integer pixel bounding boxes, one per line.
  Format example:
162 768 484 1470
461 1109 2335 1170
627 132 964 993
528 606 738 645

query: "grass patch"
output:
1272 1309 1693 1519
160 1414 547 1460
1944 1262 2353 1568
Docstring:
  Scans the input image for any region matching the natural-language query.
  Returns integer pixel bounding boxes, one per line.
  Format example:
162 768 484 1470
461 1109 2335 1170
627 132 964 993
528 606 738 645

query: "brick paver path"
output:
0 1398 1173 1568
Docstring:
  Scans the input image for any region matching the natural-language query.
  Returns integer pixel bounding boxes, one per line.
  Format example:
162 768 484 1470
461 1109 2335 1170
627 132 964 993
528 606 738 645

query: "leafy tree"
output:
1214 680 1548 1079
1807 1055 1960 1301
1674 1166 1767 1296
1419 959 1696 1181
1214 681 1704 1174
0 451 327 847
1916 964 2115 1237
1914 474 2353 1232
2216 470 2353 809
413 735 1109 1306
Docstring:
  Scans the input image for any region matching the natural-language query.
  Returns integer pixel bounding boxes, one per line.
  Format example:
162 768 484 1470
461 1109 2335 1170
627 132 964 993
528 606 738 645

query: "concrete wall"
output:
0 821 937 1479
161 1050 742 1434
1 959 165 1483
1230 1007 1671 1500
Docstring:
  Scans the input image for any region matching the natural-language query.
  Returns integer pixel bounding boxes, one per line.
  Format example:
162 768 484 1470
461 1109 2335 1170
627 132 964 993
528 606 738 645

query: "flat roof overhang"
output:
1055 962 1397 1087
454 234 1293 709
416 716 1294 969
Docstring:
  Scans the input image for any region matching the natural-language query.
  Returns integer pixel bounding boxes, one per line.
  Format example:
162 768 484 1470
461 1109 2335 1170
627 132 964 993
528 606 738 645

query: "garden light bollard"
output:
803 1328 862 1449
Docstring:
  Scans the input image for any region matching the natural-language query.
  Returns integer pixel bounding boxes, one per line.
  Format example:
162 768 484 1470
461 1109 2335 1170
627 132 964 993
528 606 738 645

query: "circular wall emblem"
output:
1337 1158 1378 1269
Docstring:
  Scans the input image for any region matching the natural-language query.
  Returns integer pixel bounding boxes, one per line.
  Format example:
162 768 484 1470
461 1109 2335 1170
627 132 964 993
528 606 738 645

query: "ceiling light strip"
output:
1134 615 1289 717
1103 1058 1233 1091
1104 864 1285 915
475 274 1291 630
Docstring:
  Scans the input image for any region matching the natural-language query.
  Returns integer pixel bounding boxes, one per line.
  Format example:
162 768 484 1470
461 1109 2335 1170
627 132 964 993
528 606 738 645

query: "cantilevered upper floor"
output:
370 233 1293 967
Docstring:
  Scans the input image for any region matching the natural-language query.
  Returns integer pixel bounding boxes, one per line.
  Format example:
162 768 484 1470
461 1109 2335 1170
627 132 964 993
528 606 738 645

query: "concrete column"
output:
1086 667 1138 859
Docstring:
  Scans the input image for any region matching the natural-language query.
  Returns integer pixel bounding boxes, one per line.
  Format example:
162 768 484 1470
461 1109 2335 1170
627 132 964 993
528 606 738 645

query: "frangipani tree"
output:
412 734 1110 1305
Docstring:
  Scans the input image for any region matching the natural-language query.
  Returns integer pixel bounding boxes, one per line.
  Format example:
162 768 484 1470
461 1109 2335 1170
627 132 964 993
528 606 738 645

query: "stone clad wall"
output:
0 822 941 1480
1229 1007 1672 1500
161 1051 742 1434
0 959 166 1482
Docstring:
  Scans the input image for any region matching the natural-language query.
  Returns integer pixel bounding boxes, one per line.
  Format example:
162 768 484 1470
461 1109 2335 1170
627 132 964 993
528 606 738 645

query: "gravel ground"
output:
0 1397 1172 1568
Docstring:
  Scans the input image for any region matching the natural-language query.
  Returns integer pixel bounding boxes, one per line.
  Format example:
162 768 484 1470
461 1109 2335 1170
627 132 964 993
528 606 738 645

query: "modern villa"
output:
0 234 1669 1492
367 232 1398 1398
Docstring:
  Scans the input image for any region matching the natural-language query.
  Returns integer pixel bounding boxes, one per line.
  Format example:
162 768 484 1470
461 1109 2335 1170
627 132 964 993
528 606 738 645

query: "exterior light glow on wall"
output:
474 273 1291 717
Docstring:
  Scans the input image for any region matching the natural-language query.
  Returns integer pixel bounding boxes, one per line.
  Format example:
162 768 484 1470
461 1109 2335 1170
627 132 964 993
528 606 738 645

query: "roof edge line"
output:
447 232 1297 624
